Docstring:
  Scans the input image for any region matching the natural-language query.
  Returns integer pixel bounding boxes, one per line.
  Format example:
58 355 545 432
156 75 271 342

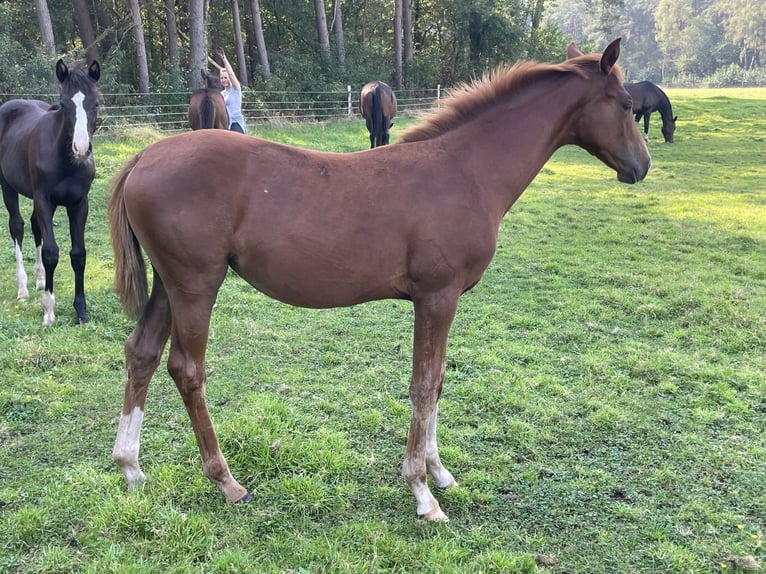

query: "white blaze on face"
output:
71 91 90 158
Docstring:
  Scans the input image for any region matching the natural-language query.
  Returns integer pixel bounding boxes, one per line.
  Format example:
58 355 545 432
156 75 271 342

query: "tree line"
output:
1 0 763 98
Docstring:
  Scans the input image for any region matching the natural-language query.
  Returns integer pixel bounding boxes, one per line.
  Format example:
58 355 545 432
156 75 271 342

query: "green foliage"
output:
0 89 764 573
0 6 57 96
704 63 766 86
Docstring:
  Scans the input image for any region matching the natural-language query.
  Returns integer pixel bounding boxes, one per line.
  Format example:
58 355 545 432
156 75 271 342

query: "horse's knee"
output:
8 217 24 241
70 246 86 272
41 244 59 270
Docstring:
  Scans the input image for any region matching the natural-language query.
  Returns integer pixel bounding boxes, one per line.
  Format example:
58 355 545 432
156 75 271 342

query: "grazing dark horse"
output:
360 81 397 147
109 38 649 521
0 59 100 325
188 70 228 130
625 81 677 143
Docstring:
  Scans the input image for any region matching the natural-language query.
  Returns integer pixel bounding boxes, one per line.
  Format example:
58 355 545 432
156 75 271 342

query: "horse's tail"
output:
108 153 148 320
372 84 384 147
200 96 215 129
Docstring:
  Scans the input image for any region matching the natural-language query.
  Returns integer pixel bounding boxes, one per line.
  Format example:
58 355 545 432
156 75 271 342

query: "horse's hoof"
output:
419 505 449 522
236 492 253 504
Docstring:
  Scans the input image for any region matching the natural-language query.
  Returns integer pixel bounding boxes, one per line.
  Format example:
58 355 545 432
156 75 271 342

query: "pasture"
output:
1 88 764 573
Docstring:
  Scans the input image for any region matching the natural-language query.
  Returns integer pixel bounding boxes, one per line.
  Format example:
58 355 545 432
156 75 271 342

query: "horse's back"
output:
626 81 664 109
0 100 50 196
119 130 428 306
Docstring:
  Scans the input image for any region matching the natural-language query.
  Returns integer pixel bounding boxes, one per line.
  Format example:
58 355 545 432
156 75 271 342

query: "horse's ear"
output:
56 59 68 83
600 38 621 75
88 61 101 82
566 42 583 59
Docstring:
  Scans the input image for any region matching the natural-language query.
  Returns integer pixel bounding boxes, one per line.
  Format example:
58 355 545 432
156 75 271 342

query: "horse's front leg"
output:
113 278 172 489
32 203 58 326
67 199 89 323
166 290 250 504
404 294 460 521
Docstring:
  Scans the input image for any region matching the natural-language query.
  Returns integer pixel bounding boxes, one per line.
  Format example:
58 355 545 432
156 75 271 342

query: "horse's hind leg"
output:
642 113 651 142
1 185 29 300
365 118 375 148
165 288 250 503
113 275 172 490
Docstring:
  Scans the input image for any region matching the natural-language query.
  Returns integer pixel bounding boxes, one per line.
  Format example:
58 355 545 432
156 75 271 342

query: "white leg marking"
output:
71 92 91 158
113 407 147 488
426 405 458 489
34 246 45 291
14 241 29 300
42 291 55 326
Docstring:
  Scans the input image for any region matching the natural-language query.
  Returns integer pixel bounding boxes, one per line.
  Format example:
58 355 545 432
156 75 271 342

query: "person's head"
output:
220 69 231 89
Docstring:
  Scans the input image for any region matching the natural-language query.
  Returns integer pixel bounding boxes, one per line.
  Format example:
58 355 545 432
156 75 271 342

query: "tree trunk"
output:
33 0 56 58
165 0 180 68
403 0 413 65
332 0 346 72
189 0 207 89
231 0 248 86
314 0 331 61
394 0 403 88
73 0 99 63
129 0 150 96
250 0 271 80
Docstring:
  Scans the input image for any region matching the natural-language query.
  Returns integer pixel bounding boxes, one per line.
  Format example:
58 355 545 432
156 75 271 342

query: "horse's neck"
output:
47 106 85 163
657 93 673 121
450 80 584 213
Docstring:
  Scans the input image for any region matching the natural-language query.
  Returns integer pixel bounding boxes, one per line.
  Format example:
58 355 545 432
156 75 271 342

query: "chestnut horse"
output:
360 81 397 147
110 39 649 521
0 59 101 325
188 70 229 130
625 81 676 143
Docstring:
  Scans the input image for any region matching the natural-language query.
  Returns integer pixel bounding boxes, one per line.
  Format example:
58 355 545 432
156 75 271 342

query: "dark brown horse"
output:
360 81 397 147
625 81 677 143
188 70 229 130
0 59 101 325
110 38 649 521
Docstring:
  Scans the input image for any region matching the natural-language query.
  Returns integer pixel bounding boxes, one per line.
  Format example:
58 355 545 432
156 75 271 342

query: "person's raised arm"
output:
216 47 240 90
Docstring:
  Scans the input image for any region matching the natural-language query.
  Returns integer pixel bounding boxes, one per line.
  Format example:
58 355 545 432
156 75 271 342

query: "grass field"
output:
1 87 764 573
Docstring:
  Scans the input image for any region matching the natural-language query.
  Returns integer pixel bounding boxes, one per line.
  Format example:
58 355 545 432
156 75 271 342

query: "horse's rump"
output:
188 89 228 130
360 81 397 147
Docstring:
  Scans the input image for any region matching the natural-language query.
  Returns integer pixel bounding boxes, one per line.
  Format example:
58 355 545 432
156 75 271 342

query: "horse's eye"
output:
623 101 632 111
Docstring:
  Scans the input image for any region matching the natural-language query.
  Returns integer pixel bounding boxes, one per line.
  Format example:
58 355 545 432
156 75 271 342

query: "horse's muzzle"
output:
618 160 651 184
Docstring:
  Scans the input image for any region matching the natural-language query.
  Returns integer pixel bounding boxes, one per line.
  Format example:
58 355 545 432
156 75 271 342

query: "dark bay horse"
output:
360 81 397 147
0 59 100 325
188 70 228 130
109 38 649 521
625 81 677 142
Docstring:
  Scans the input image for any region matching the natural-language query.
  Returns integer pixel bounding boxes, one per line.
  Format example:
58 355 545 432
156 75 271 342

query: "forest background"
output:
1 0 765 104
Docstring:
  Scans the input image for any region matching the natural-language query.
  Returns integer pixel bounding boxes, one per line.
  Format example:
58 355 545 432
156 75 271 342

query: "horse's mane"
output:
399 54 621 143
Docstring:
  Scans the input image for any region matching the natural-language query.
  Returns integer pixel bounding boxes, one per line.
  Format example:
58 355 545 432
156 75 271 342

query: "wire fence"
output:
0 86 443 133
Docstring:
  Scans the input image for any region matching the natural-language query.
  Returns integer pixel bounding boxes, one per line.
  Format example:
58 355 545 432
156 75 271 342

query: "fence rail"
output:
1 86 442 132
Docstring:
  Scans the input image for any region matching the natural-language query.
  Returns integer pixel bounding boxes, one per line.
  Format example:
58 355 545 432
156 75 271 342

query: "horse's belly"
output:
233 249 406 309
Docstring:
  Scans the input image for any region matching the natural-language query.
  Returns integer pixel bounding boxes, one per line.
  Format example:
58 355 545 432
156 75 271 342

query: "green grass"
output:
1 88 764 573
